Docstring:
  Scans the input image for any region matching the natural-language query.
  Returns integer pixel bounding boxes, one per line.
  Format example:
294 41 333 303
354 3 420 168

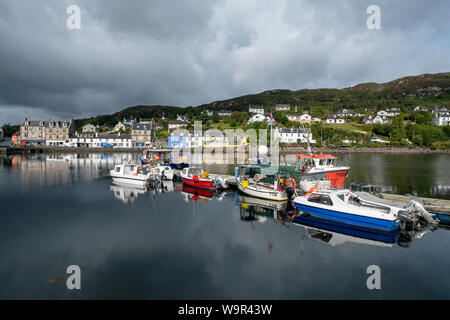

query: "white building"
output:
377 110 399 117
275 104 290 111
433 115 450 126
286 114 301 122
176 115 189 122
363 115 386 124
218 110 232 117
413 106 428 112
248 114 269 123
82 124 98 133
168 121 189 130
324 117 345 124
202 110 213 116
70 133 132 148
274 128 315 144
299 114 312 124
249 106 264 114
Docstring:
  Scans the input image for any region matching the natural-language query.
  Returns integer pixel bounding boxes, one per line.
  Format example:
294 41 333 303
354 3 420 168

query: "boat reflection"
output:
293 214 397 246
181 185 226 203
111 180 180 203
110 182 147 204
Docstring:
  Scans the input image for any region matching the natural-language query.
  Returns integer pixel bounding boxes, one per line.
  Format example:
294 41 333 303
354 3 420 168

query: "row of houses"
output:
167 127 315 148
14 118 154 147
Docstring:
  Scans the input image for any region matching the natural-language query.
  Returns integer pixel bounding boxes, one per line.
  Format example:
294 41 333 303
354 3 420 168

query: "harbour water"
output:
0 153 449 299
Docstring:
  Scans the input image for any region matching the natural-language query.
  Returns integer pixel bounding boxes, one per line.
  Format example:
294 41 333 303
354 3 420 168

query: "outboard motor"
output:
405 200 439 226
397 209 415 231
214 175 228 190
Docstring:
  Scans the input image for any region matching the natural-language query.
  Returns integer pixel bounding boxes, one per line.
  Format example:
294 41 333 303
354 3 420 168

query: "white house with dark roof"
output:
433 115 450 126
275 104 290 111
218 110 232 117
168 120 189 130
274 128 316 144
249 106 264 114
82 123 98 133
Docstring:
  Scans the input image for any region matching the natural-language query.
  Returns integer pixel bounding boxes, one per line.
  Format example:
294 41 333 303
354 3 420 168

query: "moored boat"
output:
110 163 150 187
293 190 406 232
180 167 228 190
235 164 293 201
291 154 350 189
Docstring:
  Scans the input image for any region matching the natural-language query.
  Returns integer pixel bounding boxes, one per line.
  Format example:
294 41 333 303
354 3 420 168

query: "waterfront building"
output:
20 118 74 146
132 123 153 147
168 130 247 149
12 132 21 145
45 119 75 146
70 133 132 148
0 128 3 141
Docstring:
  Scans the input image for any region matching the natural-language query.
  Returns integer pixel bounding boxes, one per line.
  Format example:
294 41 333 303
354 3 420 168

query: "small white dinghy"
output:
110 163 150 187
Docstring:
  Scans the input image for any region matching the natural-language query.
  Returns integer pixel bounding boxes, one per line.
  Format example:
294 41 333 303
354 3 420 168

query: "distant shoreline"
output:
280 147 450 154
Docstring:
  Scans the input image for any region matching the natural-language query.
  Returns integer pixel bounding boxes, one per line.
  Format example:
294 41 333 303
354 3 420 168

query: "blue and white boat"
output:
293 190 409 232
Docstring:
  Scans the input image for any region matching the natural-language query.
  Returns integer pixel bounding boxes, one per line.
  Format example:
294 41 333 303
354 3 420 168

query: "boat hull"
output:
237 179 288 201
182 177 216 190
300 169 349 189
111 176 149 187
294 202 398 232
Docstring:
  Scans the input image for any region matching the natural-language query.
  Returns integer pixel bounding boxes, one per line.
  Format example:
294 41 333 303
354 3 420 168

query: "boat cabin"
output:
296 154 337 168
307 190 393 213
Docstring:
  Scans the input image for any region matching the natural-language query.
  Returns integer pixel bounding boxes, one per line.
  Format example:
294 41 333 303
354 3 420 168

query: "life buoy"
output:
285 177 296 189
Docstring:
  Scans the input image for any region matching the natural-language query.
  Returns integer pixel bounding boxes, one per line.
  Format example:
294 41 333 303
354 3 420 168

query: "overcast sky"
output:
0 0 449 125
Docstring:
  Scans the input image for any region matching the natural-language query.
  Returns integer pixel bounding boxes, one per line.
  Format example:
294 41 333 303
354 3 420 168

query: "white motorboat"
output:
153 163 174 180
293 189 409 232
110 163 150 187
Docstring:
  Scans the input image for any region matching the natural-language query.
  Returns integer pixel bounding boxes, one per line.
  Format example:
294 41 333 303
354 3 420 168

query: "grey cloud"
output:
0 0 449 125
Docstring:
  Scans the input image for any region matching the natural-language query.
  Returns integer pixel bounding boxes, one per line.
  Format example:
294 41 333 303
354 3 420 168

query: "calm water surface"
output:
0 153 449 299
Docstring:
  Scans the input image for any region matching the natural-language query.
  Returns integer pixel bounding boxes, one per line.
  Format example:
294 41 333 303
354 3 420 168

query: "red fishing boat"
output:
180 167 228 190
294 154 350 189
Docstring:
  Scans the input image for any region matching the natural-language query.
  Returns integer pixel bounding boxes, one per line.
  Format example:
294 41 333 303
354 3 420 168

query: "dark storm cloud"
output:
0 0 449 124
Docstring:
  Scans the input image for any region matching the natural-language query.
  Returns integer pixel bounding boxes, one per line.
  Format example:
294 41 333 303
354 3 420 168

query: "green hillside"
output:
74 72 450 129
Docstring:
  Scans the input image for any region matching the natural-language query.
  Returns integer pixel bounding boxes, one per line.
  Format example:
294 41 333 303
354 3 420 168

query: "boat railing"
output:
349 196 391 213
